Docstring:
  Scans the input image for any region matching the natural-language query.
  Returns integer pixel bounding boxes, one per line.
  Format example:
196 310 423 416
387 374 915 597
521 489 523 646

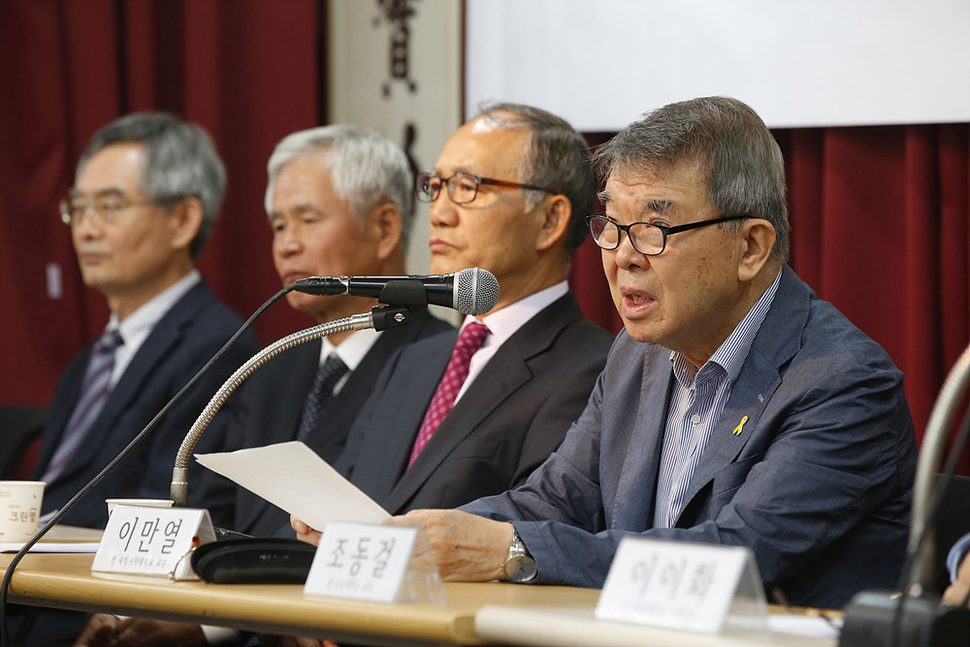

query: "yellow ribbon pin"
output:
732 415 749 436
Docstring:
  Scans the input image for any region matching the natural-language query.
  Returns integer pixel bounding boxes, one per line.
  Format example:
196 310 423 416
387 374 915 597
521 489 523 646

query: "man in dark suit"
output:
22 114 259 644
73 125 452 647
231 124 451 537
321 103 614 516
351 97 918 611
33 112 258 530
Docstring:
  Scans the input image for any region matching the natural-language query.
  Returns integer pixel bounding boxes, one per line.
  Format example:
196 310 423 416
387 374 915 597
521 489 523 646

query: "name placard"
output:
596 537 762 634
304 523 418 603
92 505 215 579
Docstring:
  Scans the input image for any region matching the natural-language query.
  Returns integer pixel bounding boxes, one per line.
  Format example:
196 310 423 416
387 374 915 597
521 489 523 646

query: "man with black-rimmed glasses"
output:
352 97 918 612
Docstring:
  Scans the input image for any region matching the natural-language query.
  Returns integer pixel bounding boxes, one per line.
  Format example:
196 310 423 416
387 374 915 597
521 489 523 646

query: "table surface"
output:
2 548 839 647
1 552 601 646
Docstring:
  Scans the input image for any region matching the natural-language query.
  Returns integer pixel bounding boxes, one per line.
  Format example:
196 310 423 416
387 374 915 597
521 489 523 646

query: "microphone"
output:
293 267 500 316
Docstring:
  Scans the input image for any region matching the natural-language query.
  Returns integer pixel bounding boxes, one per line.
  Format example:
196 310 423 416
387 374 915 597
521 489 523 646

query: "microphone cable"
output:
0 284 296 647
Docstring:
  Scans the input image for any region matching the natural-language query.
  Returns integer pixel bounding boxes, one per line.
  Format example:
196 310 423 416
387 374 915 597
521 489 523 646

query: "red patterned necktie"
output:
408 322 490 467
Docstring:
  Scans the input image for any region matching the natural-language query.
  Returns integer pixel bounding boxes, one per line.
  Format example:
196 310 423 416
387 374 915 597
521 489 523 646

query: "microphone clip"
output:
370 304 415 332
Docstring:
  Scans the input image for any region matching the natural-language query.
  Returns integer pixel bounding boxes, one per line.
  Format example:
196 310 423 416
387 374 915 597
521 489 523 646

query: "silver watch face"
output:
505 554 538 583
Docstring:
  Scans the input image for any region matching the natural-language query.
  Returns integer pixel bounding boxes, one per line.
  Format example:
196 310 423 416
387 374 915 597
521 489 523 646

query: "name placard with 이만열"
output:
596 536 767 634
92 505 215 579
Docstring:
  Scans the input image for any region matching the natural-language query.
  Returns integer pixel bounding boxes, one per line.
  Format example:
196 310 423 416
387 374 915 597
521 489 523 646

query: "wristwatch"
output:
503 527 538 583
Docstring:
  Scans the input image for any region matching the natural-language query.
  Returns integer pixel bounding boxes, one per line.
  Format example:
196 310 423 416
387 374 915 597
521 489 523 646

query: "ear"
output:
737 218 776 282
535 194 572 253
167 197 204 253
370 202 404 261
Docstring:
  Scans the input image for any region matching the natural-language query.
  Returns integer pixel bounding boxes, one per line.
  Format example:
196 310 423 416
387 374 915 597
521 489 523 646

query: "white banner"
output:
466 0 970 129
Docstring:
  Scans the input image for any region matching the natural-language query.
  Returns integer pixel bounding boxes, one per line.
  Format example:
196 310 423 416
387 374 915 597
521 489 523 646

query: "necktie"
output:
296 354 349 441
43 329 124 482
408 322 490 466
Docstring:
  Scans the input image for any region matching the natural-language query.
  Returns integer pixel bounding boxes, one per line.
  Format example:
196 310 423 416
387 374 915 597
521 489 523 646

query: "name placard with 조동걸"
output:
595 536 768 635
304 523 427 603
91 505 215 579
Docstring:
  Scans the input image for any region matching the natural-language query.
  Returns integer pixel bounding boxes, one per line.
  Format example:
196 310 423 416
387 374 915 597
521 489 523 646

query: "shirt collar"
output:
319 328 381 371
463 280 568 347
110 269 202 347
669 269 782 387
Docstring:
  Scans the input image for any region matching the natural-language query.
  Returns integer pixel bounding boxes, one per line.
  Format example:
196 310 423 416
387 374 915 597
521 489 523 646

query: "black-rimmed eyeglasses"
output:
586 213 751 256
416 171 556 205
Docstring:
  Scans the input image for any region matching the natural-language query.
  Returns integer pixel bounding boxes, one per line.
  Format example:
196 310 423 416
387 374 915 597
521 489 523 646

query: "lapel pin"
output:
732 415 749 436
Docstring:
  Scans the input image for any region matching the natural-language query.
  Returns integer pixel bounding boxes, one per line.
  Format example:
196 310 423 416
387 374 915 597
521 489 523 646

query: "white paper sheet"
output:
0 542 102 553
0 525 104 553
195 441 389 532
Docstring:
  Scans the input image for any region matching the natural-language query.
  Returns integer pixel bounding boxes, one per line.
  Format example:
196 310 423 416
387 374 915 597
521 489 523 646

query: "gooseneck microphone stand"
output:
171 304 412 507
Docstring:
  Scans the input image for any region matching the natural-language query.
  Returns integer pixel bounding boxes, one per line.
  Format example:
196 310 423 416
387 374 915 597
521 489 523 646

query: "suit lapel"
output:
674 266 809 523
384 294 582 513
612 344 674 530
356 332 455 505
51 282 212 486
33 352 89 475
310 310 448 454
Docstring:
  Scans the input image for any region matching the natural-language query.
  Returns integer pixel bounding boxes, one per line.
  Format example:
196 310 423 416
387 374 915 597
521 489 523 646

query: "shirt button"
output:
691 413 701 425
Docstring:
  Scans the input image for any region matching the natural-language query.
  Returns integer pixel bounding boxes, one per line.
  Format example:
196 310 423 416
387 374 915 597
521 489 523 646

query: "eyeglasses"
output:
586 213 751 256
59 196 160 227
416 171 556 205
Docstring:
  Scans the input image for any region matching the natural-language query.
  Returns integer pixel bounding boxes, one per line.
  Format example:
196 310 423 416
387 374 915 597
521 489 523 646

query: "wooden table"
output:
2 552 600 646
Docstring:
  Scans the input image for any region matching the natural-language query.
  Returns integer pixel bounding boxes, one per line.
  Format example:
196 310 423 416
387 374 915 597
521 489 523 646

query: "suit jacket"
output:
335 291 614 514
231 308 452 537
464 266 918 610
33 280 260 529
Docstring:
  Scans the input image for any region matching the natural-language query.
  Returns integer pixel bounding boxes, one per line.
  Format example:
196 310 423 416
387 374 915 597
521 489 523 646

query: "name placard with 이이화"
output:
92 505 215 579
304 523 422 603
595 536 768 635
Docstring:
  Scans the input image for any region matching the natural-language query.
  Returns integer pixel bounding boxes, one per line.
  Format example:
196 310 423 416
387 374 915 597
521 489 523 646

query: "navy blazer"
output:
33 280 260 529
336 291 614 514
464 266 918 610
229 308 452 537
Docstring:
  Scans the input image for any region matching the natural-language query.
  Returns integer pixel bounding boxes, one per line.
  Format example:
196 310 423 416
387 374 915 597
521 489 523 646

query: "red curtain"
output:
0 0 324 410
2 1 968 470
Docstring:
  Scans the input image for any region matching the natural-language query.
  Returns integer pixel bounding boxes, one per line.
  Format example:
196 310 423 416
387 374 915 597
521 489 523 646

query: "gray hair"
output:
77 112 226 260
594 96 790 262
265 125 415 251
477 103 597 263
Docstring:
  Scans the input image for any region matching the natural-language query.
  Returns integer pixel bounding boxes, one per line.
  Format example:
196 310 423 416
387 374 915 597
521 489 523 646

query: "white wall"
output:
466 0 970 130
328 0 463 278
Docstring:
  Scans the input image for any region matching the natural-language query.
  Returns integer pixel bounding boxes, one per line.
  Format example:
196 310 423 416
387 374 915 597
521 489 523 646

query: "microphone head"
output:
455 268 500 315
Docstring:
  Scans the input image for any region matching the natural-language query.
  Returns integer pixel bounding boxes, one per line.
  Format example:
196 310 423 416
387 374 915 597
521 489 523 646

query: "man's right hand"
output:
291 514 322 546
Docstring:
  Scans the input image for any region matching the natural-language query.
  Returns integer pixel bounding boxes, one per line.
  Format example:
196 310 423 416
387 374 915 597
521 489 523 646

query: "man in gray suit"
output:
327 97 919 610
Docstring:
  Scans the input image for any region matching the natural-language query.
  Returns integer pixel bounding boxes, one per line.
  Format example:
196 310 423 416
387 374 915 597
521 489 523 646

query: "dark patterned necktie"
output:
408 322 490 466
296 354 349 441
43 328 124 482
